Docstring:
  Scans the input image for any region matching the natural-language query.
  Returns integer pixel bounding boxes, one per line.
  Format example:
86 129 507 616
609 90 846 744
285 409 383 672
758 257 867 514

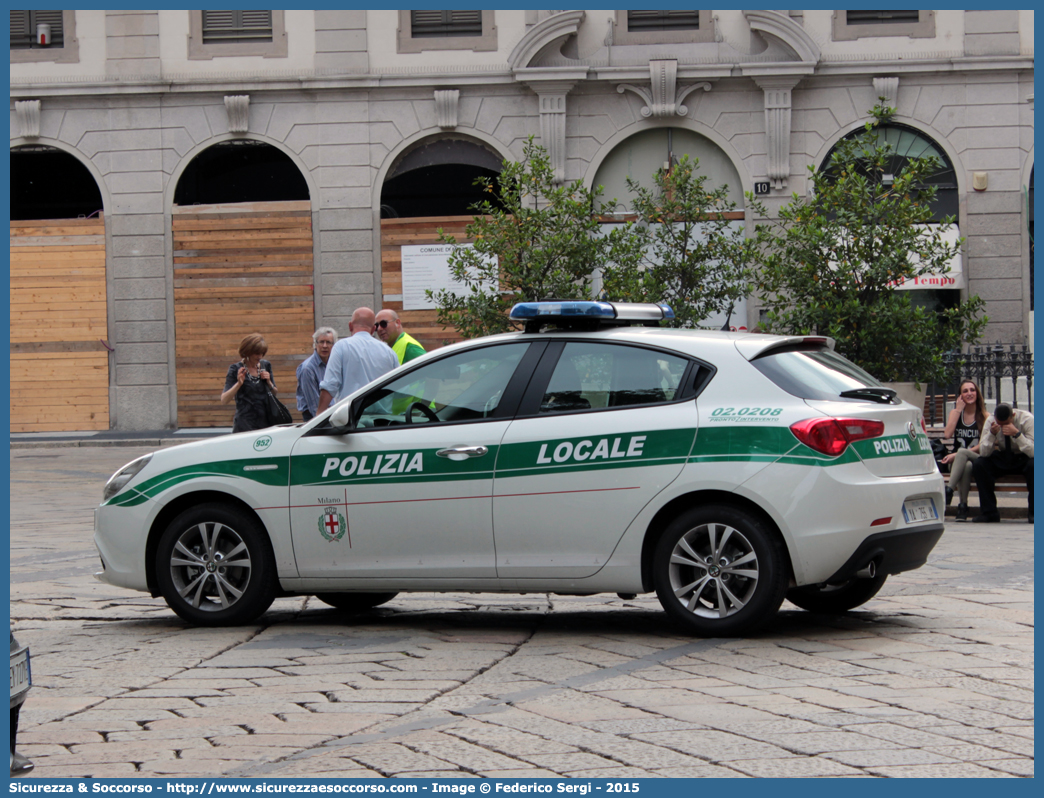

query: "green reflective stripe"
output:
103 458 290 506
851 433 933 460
105 425 932 507
495 428 695 478
290 448 495 487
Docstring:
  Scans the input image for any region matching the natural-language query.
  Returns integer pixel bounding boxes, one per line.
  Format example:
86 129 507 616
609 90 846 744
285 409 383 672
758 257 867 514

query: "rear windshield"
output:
751 346 883 401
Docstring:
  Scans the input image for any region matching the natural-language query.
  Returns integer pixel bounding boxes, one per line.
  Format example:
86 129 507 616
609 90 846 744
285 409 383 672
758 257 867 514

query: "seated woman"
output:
939 379 987 521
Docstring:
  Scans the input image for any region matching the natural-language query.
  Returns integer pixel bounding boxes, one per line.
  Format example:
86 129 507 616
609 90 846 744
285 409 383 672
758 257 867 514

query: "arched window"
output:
594 128 744 212
822 123 958 222
381 137 503 218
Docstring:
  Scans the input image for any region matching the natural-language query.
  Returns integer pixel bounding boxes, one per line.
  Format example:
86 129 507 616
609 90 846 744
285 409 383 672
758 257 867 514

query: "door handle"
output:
437 445 489 460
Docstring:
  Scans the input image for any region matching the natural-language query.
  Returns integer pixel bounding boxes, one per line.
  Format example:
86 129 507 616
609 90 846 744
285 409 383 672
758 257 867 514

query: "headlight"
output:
102 454 153 502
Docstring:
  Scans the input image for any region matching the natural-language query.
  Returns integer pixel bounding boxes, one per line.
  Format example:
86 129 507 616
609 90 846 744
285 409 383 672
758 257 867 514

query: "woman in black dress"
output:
220 333 278 433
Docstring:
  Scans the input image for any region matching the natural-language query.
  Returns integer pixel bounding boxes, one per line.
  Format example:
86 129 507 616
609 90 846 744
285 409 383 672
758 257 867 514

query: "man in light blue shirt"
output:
295 327 337 422
316 307 399 413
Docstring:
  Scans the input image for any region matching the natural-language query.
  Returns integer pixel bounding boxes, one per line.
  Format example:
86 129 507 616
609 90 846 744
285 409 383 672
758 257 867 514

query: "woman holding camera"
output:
221 333 278 433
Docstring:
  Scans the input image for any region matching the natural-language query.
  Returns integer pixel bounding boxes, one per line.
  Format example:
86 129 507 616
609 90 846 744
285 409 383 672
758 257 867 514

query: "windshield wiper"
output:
839 387 898 404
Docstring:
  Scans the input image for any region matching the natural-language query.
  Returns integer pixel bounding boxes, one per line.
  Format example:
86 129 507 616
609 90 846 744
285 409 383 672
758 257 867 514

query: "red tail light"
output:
790 417 886 456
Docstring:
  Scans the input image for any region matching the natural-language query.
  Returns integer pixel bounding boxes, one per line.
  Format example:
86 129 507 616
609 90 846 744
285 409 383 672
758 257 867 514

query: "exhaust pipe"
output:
855 561 876 579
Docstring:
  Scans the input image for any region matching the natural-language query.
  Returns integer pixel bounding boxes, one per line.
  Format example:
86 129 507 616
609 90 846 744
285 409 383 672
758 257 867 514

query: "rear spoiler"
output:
733 335 836 362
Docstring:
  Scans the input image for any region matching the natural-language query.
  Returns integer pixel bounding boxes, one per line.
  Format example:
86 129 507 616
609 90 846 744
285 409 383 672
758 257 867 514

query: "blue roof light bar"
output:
509 301 616 320
509 301 675 324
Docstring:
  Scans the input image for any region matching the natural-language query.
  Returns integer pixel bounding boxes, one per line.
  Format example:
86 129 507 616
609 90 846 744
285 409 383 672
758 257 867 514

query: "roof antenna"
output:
720 302 734 332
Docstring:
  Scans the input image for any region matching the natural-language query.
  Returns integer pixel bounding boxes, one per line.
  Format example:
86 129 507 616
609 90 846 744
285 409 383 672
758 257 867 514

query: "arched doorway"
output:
10 145 108 431
378 136 504 350
822 123 961 313
592 128 747 328
593 127 745 210
172 140 313 428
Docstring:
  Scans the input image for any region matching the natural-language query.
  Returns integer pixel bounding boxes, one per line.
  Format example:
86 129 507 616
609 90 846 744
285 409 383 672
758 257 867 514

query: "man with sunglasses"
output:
375 309 426 365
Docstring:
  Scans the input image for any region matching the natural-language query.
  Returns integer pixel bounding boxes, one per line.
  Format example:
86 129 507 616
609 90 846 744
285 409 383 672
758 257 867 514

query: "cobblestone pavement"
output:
10 446 1034 779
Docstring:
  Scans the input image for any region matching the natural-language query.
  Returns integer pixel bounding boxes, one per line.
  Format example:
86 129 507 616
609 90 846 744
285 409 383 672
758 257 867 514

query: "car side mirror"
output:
330 401 355 429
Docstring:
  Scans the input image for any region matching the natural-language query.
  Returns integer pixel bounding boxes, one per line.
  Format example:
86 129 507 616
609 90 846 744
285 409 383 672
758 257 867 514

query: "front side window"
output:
356 343 529 428
541 343 688 413
10 9 77 63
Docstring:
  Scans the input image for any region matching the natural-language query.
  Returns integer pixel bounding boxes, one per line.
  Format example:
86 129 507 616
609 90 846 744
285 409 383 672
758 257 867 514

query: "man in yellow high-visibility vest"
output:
375 309 426 365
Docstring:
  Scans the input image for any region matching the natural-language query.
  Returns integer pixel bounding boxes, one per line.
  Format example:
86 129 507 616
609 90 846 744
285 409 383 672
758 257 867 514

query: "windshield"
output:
752 347 884 401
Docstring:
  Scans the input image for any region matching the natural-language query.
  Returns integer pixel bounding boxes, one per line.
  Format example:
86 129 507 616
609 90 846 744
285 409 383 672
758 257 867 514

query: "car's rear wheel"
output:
653 505 787 636
156 503 276 626
786 572 888 614
314 592 399 612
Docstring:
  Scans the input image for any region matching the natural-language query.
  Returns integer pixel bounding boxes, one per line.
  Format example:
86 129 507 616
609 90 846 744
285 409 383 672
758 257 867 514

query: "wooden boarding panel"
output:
380 217 482 353
173 201 315 428
10 218 109 432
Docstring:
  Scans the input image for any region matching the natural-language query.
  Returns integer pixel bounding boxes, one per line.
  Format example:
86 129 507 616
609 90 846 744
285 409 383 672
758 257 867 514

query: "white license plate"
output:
10 647 31 698
902 498 939 524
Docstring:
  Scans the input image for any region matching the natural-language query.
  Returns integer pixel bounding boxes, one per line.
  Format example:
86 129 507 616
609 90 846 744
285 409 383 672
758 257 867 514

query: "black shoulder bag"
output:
260 362 293 426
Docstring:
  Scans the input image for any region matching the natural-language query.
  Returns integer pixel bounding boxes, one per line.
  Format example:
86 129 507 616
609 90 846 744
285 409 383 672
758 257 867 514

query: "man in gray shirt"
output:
295 326 337 422
316 307 399 414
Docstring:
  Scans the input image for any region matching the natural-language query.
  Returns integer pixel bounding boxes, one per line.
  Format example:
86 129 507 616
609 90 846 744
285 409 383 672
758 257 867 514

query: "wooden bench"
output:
927 430 1029 497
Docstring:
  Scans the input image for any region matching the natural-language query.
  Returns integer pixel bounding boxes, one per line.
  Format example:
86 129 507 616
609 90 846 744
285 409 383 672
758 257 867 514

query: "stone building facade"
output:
9 9 1035 430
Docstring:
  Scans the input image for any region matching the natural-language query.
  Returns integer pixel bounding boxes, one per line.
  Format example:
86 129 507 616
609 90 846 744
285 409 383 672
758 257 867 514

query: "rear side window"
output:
751 347 883 401
541 342 688 413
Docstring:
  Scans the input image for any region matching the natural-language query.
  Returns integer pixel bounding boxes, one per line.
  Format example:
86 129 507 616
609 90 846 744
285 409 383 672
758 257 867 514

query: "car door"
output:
289 341 539 578
493 340 699 578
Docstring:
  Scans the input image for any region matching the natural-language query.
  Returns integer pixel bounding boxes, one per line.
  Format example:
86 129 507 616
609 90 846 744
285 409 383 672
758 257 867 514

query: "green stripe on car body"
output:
104 458 290 506
105 424 931 506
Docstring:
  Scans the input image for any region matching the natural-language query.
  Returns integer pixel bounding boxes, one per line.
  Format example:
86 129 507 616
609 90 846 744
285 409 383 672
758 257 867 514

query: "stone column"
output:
753 76 802 191
535 84 573 184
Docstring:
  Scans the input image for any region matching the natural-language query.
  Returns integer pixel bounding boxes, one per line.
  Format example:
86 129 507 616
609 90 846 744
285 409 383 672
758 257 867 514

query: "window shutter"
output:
411 9 483 38
847 10 921 25
202 10 272 43
10 10 29 46
627 10 701 32
10 9 64 49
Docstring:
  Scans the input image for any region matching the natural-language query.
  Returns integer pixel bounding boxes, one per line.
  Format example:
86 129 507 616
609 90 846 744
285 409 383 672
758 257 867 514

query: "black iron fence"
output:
925 344 1034 426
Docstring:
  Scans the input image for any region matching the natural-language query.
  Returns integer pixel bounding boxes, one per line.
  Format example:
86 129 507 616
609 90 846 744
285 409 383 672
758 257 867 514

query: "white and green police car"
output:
95 301 944 635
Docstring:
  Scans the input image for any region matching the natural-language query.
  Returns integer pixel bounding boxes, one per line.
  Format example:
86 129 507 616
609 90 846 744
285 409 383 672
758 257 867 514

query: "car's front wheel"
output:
786 571 888 614
653 505 788 636
156 503 276 626
314 592 399 612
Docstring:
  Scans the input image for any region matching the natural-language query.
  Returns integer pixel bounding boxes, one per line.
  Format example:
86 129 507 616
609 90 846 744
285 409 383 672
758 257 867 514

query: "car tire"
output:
314 592 399 612
156 503 277 626
786 572 888 614
653 504 788 636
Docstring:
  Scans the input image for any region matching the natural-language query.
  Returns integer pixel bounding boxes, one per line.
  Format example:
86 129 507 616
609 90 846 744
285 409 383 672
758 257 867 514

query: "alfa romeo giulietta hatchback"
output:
95 301 944 635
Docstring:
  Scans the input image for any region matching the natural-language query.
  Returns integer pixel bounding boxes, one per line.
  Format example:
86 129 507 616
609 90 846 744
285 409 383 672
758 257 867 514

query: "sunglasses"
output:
376 320 391 329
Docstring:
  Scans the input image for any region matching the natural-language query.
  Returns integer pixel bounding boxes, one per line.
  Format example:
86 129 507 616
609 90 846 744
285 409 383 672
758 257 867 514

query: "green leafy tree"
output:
429 138 621 338
757 104 986 384
601 155 768 329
